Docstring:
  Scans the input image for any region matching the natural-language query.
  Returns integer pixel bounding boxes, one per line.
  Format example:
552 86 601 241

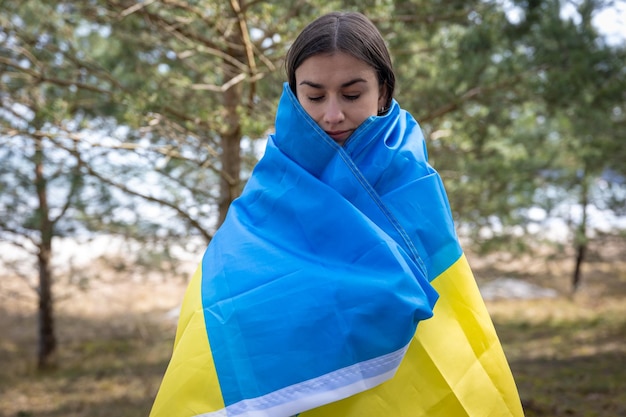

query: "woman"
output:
150 12 524 417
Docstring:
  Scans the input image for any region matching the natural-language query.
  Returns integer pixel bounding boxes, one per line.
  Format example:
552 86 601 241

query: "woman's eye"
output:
308 96 324 102
344 94 360 101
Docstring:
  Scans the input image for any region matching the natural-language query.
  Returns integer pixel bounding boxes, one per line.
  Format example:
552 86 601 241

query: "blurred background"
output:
1 0 625 416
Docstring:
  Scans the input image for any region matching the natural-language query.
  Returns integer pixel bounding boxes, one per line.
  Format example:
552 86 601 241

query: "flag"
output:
150 83 524 417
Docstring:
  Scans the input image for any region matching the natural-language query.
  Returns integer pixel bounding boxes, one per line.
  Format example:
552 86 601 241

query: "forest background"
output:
1 0 625 416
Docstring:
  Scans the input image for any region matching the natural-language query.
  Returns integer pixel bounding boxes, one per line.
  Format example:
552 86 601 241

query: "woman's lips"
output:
326 130 352 143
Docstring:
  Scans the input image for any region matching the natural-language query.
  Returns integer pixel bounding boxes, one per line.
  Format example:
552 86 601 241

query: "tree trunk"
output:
34 139 57 369
216 11 247 227
572 242 586 292
218 81 242 227
572 175 589 293
37 242 56 369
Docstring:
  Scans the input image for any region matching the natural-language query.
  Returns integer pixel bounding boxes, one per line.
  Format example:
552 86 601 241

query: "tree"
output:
385 0 561 250
509 0 626 290
389 0 625 290
0 0 129 368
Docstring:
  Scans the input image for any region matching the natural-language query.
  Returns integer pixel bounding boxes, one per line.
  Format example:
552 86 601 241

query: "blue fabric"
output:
200 83 460 408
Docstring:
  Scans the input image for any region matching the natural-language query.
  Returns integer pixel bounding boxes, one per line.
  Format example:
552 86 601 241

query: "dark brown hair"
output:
285 12 395 111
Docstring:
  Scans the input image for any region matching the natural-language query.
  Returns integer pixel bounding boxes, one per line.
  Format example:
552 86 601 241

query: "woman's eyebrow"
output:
299 80 324 89
299 78 368 89
341 78 367 88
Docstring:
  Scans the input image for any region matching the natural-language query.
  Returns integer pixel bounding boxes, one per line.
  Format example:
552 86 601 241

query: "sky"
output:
503 0 626 46
585 0 626 46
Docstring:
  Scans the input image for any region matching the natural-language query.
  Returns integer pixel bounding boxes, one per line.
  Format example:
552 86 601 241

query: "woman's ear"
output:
378 84 389 115
378 84 388 110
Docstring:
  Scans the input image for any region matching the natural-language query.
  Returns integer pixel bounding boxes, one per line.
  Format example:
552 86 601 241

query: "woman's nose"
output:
323 98 345 125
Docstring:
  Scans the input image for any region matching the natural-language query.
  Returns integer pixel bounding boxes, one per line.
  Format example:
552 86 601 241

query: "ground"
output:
470 241 626 417
0 240 624 417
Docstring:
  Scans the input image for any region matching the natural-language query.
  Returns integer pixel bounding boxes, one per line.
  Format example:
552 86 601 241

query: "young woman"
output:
150 12 524 417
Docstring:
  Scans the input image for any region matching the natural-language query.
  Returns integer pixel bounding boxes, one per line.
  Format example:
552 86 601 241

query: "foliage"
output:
385 0 626 260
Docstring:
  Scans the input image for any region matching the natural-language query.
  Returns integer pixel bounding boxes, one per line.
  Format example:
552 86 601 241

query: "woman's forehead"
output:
295 52 378 86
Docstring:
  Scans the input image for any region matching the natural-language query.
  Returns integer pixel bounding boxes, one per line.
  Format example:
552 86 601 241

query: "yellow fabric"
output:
301 254 524 417
151 256 524 417
150 266 225 417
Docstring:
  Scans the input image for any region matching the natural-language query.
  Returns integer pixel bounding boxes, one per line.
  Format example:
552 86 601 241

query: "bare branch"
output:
120 0 157 17
230 0 257 77
108 0 251 73
48 149 82 226
0 56 114 96
79 157 213 242
0 225 39 251
190 71 265 92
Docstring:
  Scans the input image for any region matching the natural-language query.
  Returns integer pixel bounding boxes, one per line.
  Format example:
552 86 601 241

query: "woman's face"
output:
295 52 386 146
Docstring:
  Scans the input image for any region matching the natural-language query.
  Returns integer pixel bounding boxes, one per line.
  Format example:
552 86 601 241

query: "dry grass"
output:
467 239 626 417
1 239 625 417
0 270 188 417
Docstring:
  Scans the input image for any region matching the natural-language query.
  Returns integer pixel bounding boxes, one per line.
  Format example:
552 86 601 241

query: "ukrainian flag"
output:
150 84 524 417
